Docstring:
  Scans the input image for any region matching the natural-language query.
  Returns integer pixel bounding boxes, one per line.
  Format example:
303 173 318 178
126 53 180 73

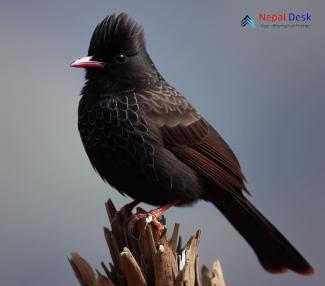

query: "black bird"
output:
71 13 314 275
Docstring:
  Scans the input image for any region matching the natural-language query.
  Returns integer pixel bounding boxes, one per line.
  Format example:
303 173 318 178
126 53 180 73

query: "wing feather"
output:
136 83 247 196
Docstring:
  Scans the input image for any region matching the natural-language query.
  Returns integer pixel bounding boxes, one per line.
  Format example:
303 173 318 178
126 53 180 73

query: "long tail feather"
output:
208 191 314 275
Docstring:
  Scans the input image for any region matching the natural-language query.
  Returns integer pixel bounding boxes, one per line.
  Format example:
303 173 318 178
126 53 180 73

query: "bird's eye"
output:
115 53 128 64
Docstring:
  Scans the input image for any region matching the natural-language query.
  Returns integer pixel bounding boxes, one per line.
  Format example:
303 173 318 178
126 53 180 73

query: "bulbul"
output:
71 13 314 275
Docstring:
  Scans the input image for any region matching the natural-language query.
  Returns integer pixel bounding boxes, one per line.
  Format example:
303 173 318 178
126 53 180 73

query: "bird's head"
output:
71 13 156 86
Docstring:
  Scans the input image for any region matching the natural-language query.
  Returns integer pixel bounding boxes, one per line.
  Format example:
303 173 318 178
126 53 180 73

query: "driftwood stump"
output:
68 199 226 286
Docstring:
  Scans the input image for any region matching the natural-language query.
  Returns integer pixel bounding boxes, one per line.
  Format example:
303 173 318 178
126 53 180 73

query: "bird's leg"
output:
128 198 183 231
119 200 140 220
147 198 183 219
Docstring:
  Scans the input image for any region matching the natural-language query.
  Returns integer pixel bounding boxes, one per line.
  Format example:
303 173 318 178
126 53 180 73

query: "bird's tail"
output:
207 191 314 275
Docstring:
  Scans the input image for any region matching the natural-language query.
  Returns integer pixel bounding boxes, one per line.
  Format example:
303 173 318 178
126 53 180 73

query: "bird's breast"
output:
78 93 157 182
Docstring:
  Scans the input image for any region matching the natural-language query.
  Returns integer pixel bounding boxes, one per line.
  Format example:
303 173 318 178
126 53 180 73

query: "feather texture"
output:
139 84 247 196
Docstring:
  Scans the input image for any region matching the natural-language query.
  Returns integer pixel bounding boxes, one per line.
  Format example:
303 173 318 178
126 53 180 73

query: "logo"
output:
241 12 312 29
241 15 256 28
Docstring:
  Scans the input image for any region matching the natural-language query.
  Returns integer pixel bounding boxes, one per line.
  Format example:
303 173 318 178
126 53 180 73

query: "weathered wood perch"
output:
68 199 226 286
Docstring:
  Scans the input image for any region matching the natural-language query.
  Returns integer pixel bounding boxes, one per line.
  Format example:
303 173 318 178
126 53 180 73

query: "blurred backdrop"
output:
1 1 324 285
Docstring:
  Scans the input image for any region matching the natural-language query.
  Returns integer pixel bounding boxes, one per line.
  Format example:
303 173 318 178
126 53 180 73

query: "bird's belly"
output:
86 147 180 206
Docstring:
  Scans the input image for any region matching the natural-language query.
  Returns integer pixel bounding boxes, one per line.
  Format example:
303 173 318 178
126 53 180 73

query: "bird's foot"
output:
128 210 165 235
128 210 165 238
127 199 183 236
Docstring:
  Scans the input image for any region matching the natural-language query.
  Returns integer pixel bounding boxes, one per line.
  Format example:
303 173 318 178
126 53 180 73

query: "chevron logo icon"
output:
241 15 256 28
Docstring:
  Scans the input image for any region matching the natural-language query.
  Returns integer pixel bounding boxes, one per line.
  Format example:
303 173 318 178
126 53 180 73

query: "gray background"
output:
1 1 324 285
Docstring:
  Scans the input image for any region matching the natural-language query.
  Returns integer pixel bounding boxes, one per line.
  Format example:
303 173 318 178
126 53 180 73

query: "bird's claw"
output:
127 211 165 238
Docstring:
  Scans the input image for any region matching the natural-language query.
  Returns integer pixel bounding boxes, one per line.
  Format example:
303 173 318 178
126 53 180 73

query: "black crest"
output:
88 13 145 58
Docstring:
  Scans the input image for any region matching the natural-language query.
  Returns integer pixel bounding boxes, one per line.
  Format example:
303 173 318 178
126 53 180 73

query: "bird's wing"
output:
138 85 247 196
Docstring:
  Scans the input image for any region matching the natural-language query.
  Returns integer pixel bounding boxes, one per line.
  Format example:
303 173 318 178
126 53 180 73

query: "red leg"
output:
129 198 183 231
148 198 183 218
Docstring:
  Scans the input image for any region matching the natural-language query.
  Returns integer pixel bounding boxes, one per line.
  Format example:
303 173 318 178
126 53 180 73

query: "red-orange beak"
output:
70 56 105 68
